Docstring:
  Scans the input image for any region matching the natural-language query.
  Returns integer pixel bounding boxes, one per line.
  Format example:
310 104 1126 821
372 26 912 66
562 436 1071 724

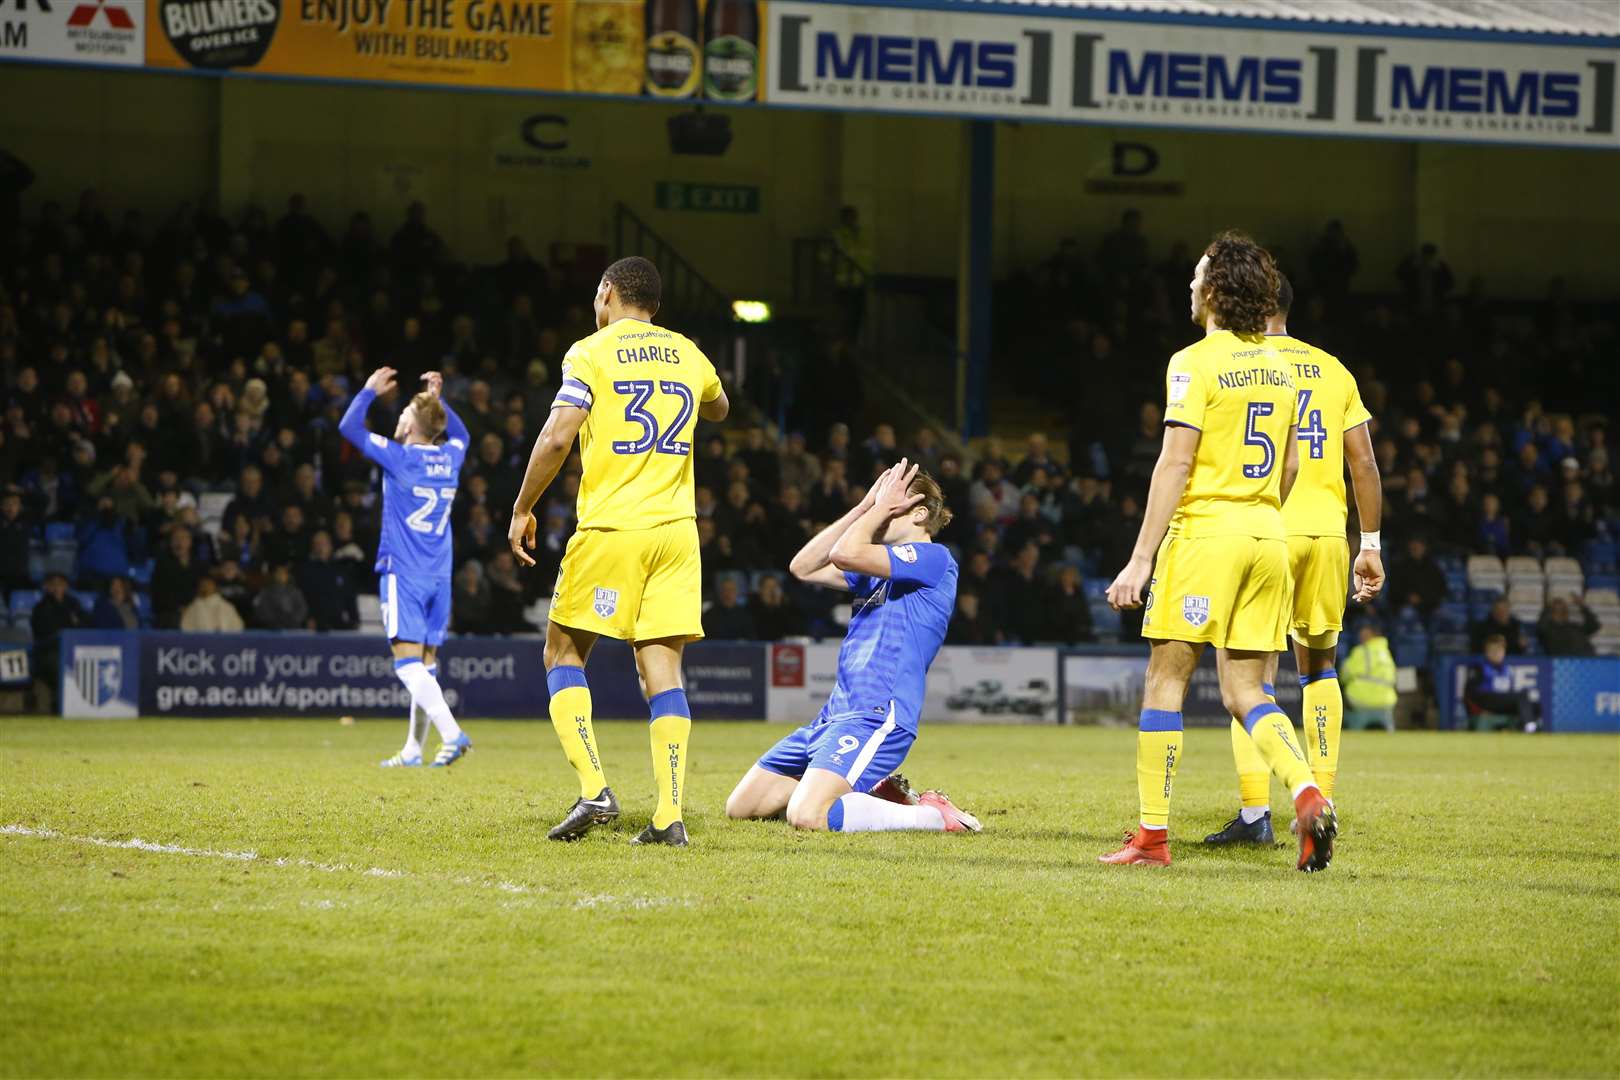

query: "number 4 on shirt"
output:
1296 389 1328 460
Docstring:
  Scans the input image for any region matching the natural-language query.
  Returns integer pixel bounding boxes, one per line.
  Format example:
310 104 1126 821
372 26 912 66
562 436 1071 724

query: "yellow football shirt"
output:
555 317 722 531
1270 334 1372 537
1162 329 1296 540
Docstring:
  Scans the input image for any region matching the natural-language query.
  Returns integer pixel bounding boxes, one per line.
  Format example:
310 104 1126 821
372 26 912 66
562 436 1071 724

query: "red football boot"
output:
870 773 921 806
1098 827 1171 866
1293 787 1338 872
918 789 982 832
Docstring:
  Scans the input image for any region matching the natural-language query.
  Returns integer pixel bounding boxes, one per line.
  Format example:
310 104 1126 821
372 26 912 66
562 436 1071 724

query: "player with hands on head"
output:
339 367 472 768
725 458 981 835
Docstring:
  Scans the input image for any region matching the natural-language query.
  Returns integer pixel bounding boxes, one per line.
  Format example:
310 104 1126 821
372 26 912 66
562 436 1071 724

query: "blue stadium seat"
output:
26 551 45 584
1432 632 1469 654
44 548 77 580
1588 573 1620 593
1392 631 1430 668
8 590 42 621
71 590 98 613
1083 579 1109 601
1434 603 1469 634
44 522 76 547
134 592 153 624
1088 601 1121 636
130 560 154 586
1442 570 1469 598
1586 539 1618 571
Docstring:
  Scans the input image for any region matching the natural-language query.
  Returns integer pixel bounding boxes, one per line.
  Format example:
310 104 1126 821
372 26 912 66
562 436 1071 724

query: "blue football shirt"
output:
339 388 469 579
821 541 958 734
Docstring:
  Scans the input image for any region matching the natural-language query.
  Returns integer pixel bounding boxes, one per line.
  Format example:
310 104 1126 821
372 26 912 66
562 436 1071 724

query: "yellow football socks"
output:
1243 703 1316 794
1302 669 1343 800
1137 709 1183 829
648 689 692 830
547 666 607 798
1231 680 1276 807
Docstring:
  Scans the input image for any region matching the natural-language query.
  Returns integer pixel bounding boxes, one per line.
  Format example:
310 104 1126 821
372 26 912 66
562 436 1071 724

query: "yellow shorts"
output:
550 519 704 643
1288 534 1348 650
1143 534 1290 653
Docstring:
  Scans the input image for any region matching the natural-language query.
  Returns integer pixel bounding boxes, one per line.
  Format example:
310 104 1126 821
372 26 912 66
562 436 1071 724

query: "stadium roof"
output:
952 0 1620 39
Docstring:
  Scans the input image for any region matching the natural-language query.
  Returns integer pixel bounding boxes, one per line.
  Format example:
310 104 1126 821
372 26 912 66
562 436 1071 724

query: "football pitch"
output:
2 719 1616 1079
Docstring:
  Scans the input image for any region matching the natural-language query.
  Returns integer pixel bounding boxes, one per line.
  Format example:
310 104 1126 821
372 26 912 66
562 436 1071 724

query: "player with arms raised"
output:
509 256 728 847
1205 274 1384 845
1102 232 1336 872
724 460 980 835
339 368 472 767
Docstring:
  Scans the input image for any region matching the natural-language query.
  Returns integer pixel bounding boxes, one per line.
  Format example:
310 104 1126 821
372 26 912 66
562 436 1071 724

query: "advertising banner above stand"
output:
764 1 1620 148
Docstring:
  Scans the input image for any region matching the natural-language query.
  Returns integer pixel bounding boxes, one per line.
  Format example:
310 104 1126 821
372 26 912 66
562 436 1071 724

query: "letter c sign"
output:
522 115 569 151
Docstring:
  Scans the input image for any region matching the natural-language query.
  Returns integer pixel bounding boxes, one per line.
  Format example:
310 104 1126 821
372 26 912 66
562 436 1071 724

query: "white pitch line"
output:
1 823 537 896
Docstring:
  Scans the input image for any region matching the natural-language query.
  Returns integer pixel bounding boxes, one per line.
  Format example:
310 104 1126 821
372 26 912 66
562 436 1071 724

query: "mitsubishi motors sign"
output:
766 2 1619 149
1 0 144 65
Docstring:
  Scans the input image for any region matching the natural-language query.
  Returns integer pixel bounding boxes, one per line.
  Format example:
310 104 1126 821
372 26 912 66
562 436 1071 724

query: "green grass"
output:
2 718 1617 1079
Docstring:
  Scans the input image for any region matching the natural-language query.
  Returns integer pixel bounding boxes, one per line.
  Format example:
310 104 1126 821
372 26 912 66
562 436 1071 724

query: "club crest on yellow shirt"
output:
594 587 619 619
1183 595 1210 628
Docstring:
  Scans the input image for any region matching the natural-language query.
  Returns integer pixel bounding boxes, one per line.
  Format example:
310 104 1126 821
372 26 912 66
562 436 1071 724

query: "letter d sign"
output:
1112 142 1158 177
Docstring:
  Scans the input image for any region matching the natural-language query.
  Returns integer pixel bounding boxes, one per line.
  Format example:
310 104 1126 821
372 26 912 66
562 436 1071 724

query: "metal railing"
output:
612 202 732 330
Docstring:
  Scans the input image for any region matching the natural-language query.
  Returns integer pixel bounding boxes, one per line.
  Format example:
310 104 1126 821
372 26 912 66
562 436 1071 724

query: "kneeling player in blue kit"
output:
725 460 981 834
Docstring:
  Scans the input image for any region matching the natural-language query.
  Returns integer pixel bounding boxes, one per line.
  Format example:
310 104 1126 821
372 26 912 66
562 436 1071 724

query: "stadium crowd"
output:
2 193 1616 706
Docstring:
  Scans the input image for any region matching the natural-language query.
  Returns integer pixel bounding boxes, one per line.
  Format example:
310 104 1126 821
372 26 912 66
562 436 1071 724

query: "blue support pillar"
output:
957 119 994 439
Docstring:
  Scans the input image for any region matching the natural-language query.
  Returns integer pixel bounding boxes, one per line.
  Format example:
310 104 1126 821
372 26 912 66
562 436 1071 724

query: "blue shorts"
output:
757 712 915 794
380 573 451 647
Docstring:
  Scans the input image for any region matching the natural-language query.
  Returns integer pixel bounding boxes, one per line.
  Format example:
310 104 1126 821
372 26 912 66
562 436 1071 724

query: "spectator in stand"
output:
1537 597 1599 657
1518 484 1562 557
1470 597 1527 655
485 550 532 634
749 575 803 640
1397 242 1455 313
0 488 33 591
452 559 492 634
296 530 358 632
1012 432 1059 486
74 501 132 592
778 430 821 492
998 541 1044 644
1308 220 1359 306
30 573 83 709
262 504 311 566
706 577 756 640
1464 634 1538 731
1037 565 1094 645
222 464 273 537
1477 492 1511 558
970 460 1020 525
946 589 998 646
91 574 142 630
181 575 245 633
1388 535 1448 618
253 562 308 630
212 558 254 623
1340 622 1398 716
151 526 205 628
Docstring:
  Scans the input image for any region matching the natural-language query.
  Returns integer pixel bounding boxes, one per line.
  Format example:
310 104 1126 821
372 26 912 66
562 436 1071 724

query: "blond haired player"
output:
509 256 728 847
1205 274 1384 846
1101 232 1336 872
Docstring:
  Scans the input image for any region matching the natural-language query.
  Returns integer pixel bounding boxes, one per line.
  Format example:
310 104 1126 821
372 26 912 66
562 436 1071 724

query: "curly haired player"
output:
1101 232 1336 871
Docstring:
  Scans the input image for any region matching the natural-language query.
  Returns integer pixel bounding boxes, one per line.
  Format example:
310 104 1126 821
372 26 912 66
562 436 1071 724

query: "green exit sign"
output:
656 181 760 214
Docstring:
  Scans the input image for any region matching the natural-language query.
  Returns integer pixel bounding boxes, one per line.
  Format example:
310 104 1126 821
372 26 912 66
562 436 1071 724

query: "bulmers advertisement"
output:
142 0 764 101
